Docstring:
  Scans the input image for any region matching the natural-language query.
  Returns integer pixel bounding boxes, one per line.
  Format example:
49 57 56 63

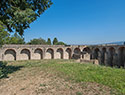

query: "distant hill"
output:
103 41 125 45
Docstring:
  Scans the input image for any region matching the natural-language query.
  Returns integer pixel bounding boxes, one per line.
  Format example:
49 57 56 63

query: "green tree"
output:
0 21 10 46
53 37 58 45
9 33 25 44
47 38 51 45
0 0 53 35
0 21 25 45
55 42 66 45
28 38 46 45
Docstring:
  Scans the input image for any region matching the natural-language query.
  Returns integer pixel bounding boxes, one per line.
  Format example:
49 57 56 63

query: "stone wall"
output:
0 44 125 68
0 45 85 61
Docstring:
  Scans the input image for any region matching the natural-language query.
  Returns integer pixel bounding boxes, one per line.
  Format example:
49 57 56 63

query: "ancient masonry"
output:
0 44 125 67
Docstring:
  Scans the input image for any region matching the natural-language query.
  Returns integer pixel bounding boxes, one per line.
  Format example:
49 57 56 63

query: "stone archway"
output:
118 47 125 67
4 49 16 61
46 48 54 59
93 48 100 60
20 49 31 60
101 48 106 65
34 48 43 60
108 47 115 67
82 47 91 60
73 48 81 59
56 48 63 59
66 48 72 59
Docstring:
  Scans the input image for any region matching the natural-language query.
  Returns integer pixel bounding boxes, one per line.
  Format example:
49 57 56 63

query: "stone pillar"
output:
16 48 20 61
53 49 56 59
43 48 46 59
105 52 109 66
100 51 104 65
91 50 95 59
114 50 119 67
30 48 33 60
98 51 102 65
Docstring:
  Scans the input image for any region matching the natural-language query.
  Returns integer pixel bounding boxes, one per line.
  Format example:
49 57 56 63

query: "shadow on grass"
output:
0 61 24 79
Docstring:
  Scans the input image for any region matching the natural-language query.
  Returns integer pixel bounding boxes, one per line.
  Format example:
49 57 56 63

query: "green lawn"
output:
1 60 125 94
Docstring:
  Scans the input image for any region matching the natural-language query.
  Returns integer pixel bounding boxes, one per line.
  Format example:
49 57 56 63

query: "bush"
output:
0 61 7 78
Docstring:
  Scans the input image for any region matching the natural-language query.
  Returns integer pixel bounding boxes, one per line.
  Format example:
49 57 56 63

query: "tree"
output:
47 38 51 45
0 21 25 45
9 33 25 44
55 42 66 45
53 37 58 45
28 38 46 45
0 0 53 35
0 21 10 46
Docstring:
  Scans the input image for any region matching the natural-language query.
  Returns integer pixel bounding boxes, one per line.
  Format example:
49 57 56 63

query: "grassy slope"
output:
3 60 125 94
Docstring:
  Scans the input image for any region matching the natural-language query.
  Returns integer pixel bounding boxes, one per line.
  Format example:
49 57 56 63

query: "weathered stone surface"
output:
0 44 125 67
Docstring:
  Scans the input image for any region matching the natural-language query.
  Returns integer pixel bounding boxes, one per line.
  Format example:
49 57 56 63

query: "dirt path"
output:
0 67 114 95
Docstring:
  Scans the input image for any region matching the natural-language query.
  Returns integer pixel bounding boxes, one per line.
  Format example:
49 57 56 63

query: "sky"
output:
24 0 125 45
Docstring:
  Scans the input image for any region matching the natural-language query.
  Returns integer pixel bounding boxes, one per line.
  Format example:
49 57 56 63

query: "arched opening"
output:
101 48 106 65
56 48 63 59
83 47 91 53
34 48 43 60
93 48 100 59
4 49 16 61
46 48 54 59
83 47 91 60
66 48 72 59
108 47 115 67
20 49 30 60
118 47 125 67
73 48 81 59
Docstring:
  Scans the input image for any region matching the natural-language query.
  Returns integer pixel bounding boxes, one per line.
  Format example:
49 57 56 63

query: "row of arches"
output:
4 48 73 61
3 47 93 61
3 46 125 68
92 47 125 68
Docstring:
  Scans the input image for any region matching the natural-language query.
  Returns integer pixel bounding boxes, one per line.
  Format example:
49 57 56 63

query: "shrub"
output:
0 61 7 78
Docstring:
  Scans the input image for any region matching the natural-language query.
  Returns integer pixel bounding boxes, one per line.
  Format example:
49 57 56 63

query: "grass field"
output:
0 60 125 95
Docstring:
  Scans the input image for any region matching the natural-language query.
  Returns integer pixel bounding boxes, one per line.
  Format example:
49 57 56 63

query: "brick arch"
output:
56 48 63 59
46 48 54 59
118 47 125 67
101 47 107 65
93 48 100 59
66 48 72 59
73 48 81 59
108 47 116 67
34 48 43 59
82 47 91 60
83 47 91 54
20 49 31 60
4 49 16 61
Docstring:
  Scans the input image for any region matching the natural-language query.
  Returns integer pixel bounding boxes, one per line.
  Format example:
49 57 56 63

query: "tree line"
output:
0 27 66 45
28 37 66 45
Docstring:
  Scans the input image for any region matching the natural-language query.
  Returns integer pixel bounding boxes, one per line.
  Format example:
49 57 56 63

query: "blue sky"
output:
24 0 125 45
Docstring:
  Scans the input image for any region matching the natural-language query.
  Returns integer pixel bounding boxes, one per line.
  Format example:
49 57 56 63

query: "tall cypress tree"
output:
47 38 51 45
53 37 58 45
